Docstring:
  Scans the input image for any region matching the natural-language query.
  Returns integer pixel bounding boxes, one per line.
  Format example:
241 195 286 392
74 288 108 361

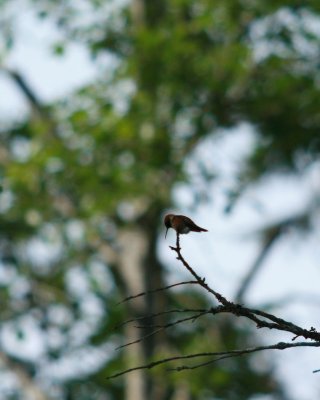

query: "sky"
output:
1 6 320 400
162 135 320 400
0 3 98 120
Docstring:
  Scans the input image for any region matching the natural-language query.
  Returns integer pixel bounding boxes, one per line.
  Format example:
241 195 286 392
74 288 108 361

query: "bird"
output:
164 214 208 238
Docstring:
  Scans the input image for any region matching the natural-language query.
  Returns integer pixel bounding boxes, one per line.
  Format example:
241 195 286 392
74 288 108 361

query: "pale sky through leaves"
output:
1 9 320 400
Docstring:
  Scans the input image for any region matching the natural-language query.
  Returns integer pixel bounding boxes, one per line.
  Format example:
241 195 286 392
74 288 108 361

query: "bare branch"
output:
107 341 320 379
117 280 199 305
168 341 320 372
109 232 320 380
170 234 229 305
116 311 209 350
115 308 208 329
172 233 320 342
116 327 164 350
1 66 50 121
134 311 210 329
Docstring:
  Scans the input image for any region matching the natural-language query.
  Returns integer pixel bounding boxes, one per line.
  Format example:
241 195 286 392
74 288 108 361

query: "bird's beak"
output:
165 227 169 239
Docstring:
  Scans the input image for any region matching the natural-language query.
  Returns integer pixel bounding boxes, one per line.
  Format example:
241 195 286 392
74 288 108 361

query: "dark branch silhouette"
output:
107 231 320 379
117 280 199 305
115 308 209 329
116 311 209 350
107 341 320 379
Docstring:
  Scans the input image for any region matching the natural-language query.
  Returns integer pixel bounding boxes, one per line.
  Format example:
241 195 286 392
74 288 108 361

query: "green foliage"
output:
1 0 320 399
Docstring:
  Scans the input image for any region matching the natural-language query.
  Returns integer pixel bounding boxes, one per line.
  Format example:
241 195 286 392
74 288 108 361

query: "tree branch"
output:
171 233 320 342
107 341 320 379
170 233 229 305
115 308 209 329
116 311 209 350
2 66 50 120
108 232 320 379
167 341 320 372
117 280 199 305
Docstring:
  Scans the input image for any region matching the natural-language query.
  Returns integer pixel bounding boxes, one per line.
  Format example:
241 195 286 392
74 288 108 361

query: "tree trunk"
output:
117 229 149 400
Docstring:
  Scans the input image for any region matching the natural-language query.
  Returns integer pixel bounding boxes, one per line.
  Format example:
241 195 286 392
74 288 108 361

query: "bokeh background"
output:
1 1 320 399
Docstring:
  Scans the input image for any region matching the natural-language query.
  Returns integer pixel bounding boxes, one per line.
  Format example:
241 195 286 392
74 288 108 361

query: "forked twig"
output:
107 341 320 379
107 232 320 379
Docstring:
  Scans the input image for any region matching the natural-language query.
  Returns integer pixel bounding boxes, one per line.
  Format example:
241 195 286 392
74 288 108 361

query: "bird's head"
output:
164 214 174 238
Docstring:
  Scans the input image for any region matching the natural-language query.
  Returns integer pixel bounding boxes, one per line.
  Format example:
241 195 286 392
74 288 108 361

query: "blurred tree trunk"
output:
131 0 145 28
117 228 149 400
116 215 168 400
119 2 171 397
3 0 316 398
0 353 50 400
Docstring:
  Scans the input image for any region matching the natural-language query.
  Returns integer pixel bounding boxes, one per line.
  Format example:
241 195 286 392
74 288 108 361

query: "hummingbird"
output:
164 214 208 238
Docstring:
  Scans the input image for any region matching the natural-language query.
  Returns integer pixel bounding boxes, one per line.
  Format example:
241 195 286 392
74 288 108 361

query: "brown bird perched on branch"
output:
164 214 208 238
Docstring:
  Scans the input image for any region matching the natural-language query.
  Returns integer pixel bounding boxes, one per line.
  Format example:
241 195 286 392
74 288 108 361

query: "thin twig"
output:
134 311 210 329
168 341 320 372
117 280 198 305
172 233 320 342
109 233 320 380
170 233 229 305
116 311 209 349
115 308 208 329
116 327 164 350
107 341 320 379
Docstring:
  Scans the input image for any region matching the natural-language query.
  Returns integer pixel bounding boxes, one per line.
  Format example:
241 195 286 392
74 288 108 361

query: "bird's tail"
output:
192 227 208 232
